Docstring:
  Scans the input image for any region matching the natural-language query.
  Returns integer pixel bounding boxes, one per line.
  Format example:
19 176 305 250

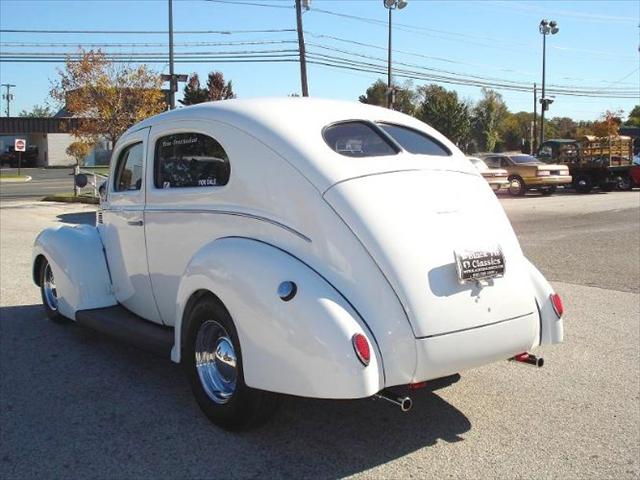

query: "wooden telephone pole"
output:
295 0 309 97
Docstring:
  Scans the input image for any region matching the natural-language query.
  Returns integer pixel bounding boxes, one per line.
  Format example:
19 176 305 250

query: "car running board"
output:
76 305 174 357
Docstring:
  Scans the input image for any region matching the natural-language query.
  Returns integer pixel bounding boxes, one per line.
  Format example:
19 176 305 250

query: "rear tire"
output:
508 176 526 196
39 258 66 323
183 296 280 430
616 175 633 191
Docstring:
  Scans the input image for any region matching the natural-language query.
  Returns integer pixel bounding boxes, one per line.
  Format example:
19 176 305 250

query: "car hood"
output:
323 169 537 338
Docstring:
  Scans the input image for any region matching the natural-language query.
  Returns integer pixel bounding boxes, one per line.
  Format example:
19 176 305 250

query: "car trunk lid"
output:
323 169 537 338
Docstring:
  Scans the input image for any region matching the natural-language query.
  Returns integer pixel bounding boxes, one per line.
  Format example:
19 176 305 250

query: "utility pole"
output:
1 84 15 117
540 32 546 147
295 0 309 97
387 7 393 108
533 83 537 153
168 0 176 109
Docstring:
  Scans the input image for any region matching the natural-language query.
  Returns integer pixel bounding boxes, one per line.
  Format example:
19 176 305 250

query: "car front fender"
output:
32 225 116 319
174 237 384 399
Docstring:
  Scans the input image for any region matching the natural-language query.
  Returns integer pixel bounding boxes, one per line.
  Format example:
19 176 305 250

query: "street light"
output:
383 0 408 109
539 19 559 147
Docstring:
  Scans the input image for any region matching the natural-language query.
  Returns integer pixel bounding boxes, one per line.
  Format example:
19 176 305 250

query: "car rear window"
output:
377 123 451 156
323 121 398 157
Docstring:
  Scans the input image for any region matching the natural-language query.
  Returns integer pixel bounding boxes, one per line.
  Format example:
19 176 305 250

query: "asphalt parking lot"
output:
1 192 638 479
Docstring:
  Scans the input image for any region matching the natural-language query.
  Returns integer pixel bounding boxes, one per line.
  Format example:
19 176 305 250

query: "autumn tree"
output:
66 141 93 196
50 49 166 147
358 79 417 115
180 71 235 105
592 110 623 138
472 88 509 152
415 84 471 149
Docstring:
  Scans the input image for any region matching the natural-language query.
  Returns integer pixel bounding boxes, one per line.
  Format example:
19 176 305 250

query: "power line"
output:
0 28 295 35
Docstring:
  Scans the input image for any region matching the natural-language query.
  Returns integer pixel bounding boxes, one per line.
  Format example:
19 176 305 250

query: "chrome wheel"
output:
508 177 525 196
195 320 237 404
43 263 58 311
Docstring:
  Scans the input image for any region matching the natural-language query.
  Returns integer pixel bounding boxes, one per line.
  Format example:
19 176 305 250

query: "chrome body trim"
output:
102 207 312 243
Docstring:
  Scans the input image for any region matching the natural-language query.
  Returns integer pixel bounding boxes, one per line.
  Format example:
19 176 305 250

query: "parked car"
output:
0 145 39 168
482 153 571 196
32 98 564 430
468 156 509 192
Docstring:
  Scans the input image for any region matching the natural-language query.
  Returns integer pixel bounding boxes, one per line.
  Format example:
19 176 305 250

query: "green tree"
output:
625 105 640 127
180 71 235 105
19 104 54 117
358 79 416 115
415 84 471 148
180 73 209 105
500 111 534 152
472 88 509 152
548 117 577 139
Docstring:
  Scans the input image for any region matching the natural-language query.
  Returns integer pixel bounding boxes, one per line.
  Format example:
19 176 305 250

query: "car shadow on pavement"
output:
56 211 96 226
0 304 471 479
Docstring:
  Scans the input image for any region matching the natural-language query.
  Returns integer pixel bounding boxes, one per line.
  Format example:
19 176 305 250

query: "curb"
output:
0 175 32 183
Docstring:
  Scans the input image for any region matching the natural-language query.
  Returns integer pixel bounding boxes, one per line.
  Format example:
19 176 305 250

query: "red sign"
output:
14 138 26 152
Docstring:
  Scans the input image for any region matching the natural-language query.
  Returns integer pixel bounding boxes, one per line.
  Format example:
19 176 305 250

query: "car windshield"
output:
468 157 488 170
511 155 541 164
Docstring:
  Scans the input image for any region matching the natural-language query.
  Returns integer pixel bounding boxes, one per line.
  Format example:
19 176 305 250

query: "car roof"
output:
124 97 470 192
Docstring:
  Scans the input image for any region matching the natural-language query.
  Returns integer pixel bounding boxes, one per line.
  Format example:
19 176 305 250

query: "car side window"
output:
113 142 144 192
501 158 510 168
484 156 500 168
154 132 230 189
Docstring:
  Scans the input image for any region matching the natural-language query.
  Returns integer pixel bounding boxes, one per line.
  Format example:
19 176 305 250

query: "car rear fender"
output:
32 225 116 319
525 258 564 345
174 236 384 399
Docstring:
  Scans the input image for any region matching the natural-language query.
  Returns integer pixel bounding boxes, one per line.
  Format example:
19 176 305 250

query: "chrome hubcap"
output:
509 179 522 194
43 263 58 311
195 320 237 404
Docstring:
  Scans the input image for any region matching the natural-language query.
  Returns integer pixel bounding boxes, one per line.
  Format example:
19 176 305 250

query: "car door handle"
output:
127 220 144 226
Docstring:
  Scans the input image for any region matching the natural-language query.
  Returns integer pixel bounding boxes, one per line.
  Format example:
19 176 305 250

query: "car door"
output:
101 127 162 324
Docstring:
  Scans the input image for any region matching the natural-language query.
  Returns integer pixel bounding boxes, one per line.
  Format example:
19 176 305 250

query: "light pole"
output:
383 0 407 109
539 19 558 147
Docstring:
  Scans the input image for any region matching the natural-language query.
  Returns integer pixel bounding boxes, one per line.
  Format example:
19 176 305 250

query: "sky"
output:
0 0 638 121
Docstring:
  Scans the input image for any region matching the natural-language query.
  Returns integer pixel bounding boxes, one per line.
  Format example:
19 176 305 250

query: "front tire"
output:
616 175 633 191
183 296 279 430
39 258 66 323
573 174 593 193
508 176 526 196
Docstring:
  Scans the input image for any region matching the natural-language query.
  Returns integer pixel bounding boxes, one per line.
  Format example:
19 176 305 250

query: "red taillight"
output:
550 293 563 318
352 333 370 366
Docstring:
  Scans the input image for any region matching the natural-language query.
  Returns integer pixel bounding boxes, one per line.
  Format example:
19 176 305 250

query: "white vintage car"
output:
32 98 564 430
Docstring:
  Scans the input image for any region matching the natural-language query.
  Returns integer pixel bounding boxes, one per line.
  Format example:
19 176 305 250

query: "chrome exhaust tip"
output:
374 390 413 412
511 352 544 367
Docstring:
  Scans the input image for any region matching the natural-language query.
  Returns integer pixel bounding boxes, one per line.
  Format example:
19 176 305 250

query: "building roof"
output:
0 116 81 134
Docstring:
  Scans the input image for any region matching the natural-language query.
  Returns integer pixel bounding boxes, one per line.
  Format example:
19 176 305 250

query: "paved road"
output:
0 193 638 479
0 168 74 199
